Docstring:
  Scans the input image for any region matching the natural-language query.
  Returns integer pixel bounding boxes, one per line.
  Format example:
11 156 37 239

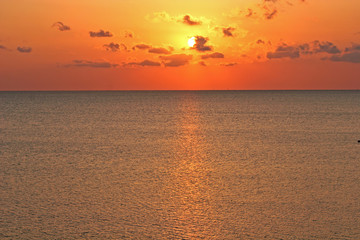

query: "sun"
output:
188 37 196 47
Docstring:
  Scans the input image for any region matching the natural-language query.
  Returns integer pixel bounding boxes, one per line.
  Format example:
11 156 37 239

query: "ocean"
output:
1 91 359 239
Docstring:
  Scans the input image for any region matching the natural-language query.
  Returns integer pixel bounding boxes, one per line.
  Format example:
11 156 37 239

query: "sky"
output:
0 0 359 90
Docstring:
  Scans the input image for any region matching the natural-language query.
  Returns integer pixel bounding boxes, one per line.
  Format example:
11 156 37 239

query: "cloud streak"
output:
182 15 202 26
201 52 225 59
64 60 118 68
124 60 161 67
223 27 235 37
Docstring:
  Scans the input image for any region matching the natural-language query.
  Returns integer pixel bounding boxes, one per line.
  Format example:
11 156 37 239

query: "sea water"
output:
1 91 359 239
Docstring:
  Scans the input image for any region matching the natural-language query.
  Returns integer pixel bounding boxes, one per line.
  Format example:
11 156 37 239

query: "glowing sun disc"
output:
188 37 196 47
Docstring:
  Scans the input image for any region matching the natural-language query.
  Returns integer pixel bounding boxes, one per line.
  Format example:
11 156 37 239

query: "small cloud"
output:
133 44 151 50
265 9 277 20
192 36 213 52
199 61 207 66
223 27 235 37
257 39 265 44
104 42 127 52
52 22 70 31
182 15 202 26
148 47 172 55
246 8 254 17
125 31 133 38
64 60 118 68
0 45 9 51
201 52 225 59
146 11 173 22
159 54 192 67
124 60 161 67
267 44 300 59
221 62 237 67
17 46 32 53
89 29 113 38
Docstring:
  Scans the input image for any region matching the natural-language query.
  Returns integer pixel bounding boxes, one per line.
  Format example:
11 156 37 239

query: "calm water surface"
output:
1 91 360 239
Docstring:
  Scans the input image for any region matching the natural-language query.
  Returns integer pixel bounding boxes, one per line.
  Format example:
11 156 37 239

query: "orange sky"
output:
0 0 359 90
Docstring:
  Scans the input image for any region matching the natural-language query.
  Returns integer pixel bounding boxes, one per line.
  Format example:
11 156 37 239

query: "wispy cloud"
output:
64 60 118 68
103 42 127 52
52 22 71 31
89 29 113 38
133 44 151 50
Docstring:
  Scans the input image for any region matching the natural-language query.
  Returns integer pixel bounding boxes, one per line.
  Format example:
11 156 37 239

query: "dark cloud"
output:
148 47 172 54
312 41 341 54
17 46 32 53
223 27 235 37
192 36 213 52
267 44 300 59
52 22 70 31
64 60 118 68
201 52 225 59
327 52 360 63
124 60 161 67
345 43 360 52
104 42 127 52
133 44 151 50
89 29 113 37
257 39 265 44
182 15 201 26
265 9 277 19
221 62 237 67
159 54 192 67
0 45 8 50
325 43 360 63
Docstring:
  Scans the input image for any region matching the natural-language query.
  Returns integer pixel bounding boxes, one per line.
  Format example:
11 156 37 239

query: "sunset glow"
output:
0 0 359 90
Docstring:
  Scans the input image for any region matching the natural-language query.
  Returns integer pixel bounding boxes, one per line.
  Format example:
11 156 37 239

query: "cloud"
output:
52 22 70 31
182 15 202 26
312 41 341 54
89 29 113 37
146 11 173 22
199 61 207 66
148 47 172 54
324 43 360 63
64 60 118 68
265 9 277 19
124 60 161 67
327 52 360 63
133 44 151 50
159 54 192 67
192 36 213 52
223 27 235 37
201 52 225 59
257 39 266 44
345 43 360 52
246 8 254 17
221 62 237 67
0 45 9 51
125 31 133 38
267 41 342 60
267 44 300 59
17 46 32 53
